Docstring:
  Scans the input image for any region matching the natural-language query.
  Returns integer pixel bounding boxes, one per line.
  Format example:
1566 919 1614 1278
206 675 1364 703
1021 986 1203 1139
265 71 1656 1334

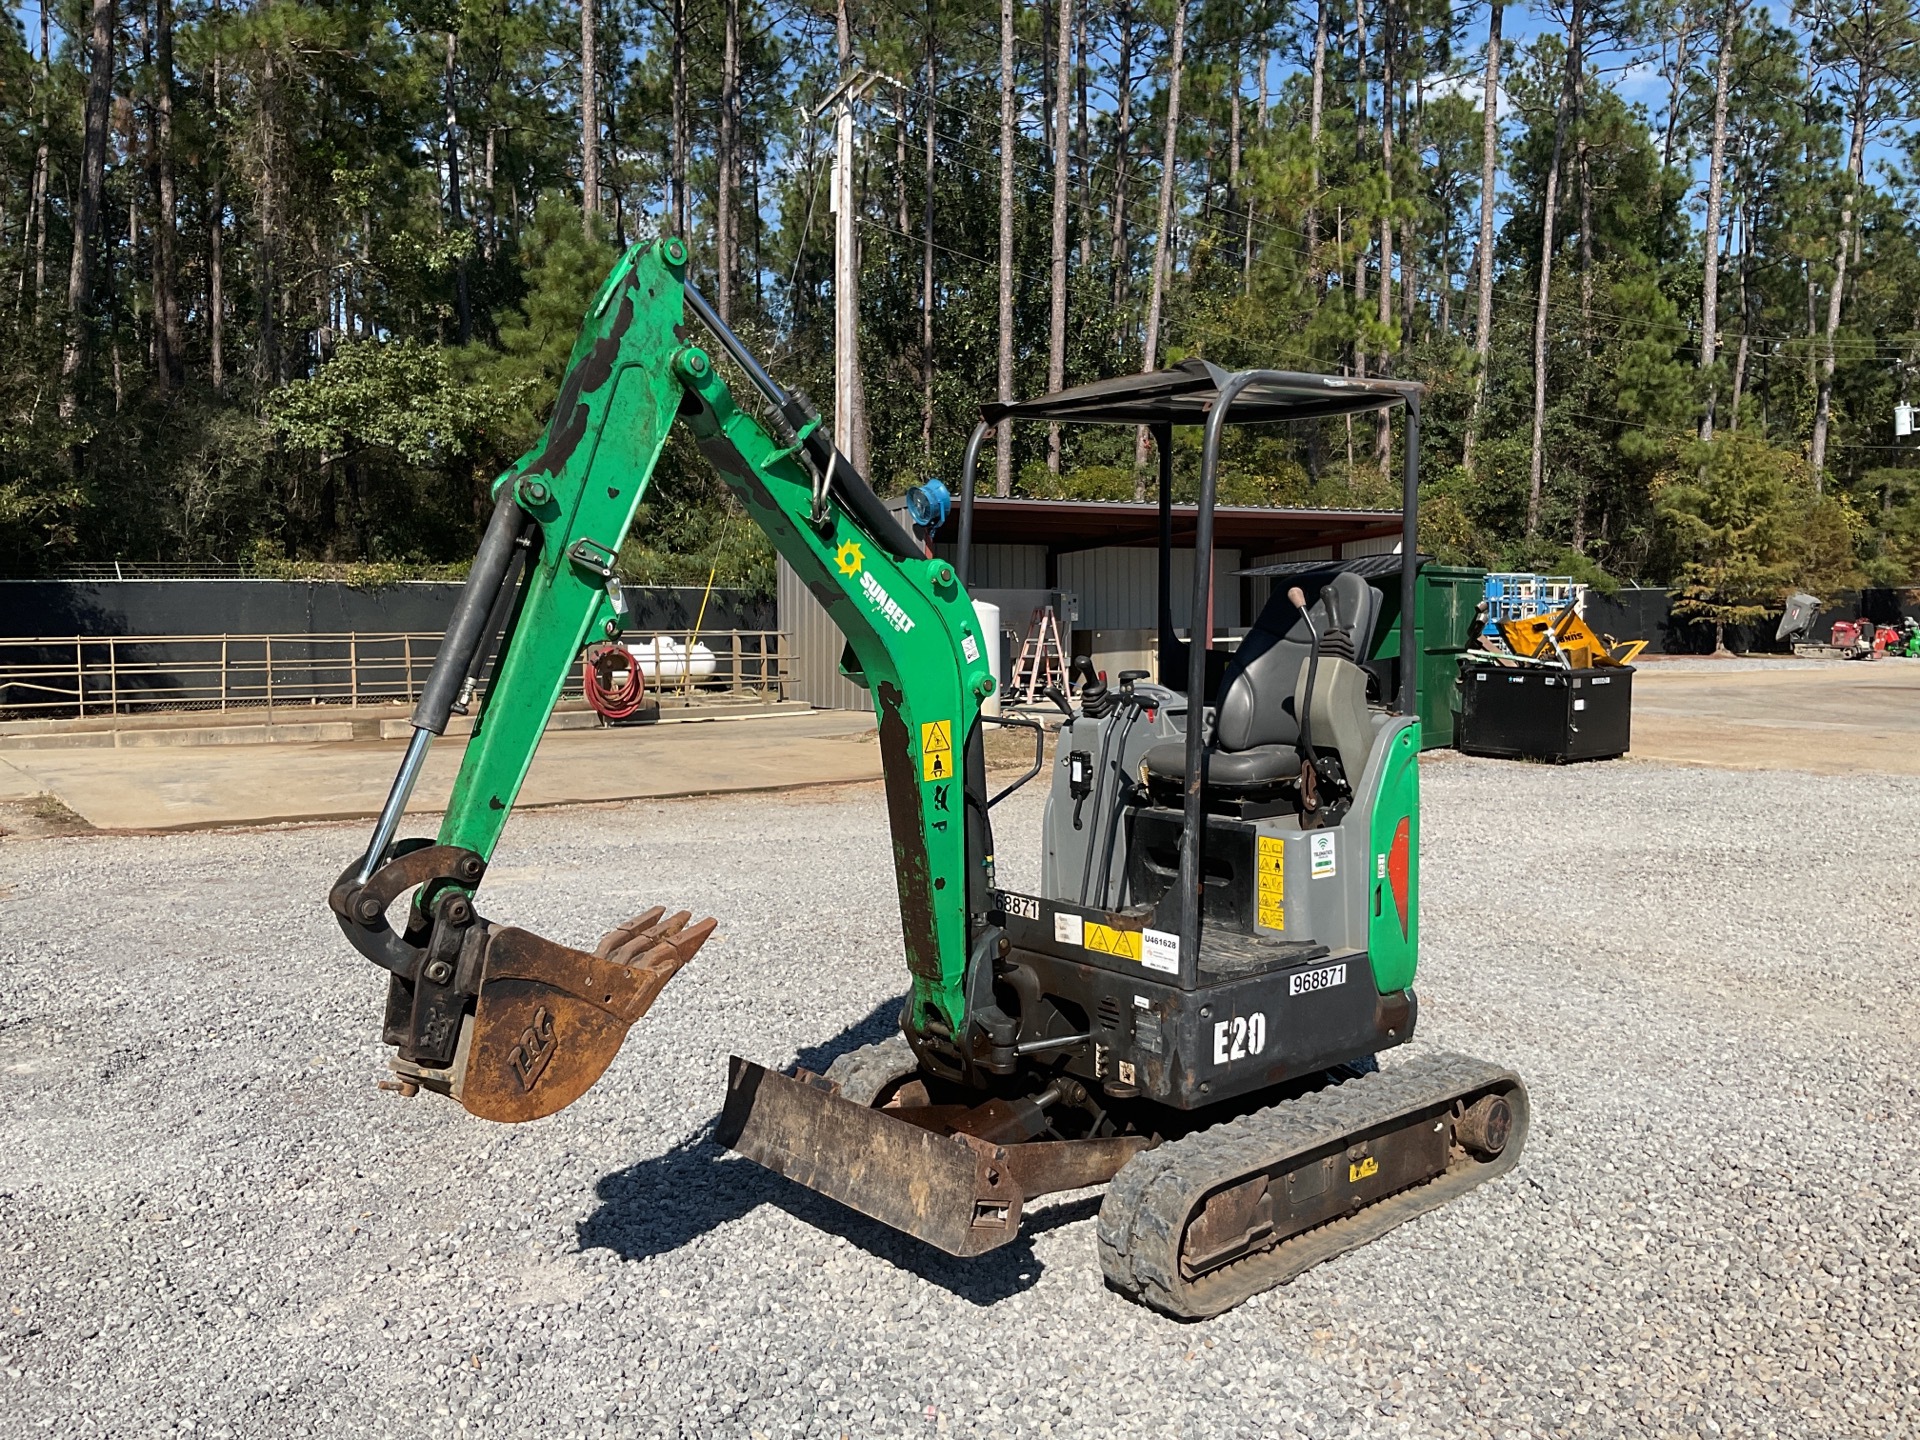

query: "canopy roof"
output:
979 358 1422 428
952 497 1403 553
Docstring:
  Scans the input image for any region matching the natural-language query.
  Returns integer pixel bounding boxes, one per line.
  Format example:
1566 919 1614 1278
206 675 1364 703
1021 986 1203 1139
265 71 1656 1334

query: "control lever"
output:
1041 685 1075 721
1288 586 1323 817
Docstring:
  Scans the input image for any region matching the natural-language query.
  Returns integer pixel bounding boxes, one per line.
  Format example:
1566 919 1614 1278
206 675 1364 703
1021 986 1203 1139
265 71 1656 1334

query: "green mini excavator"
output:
328 238 1527 1318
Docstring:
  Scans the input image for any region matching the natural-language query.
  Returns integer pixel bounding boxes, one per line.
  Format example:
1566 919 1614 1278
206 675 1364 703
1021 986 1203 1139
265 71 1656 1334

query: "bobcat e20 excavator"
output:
327 237 1528 1318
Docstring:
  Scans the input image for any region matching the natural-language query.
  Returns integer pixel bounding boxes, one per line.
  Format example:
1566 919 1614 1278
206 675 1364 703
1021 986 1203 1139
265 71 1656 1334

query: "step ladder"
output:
1008 606 1071 705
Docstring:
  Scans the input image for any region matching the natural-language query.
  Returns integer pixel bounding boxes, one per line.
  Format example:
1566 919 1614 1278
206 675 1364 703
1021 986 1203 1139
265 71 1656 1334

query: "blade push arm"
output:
331 238 997 1116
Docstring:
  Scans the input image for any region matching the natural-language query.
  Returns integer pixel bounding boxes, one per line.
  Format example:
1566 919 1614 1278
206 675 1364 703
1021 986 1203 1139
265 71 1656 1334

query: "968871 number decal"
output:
1288 962 1348 996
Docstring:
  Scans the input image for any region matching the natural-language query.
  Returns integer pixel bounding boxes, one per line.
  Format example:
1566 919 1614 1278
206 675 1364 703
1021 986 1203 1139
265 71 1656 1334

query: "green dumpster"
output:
1364 564 1486 751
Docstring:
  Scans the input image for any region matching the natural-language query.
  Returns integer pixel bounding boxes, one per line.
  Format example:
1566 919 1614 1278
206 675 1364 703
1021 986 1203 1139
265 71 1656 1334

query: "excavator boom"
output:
329 238 995 1117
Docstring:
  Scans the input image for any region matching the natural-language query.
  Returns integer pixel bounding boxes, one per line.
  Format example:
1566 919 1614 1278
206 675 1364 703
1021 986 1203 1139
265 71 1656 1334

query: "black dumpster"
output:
1455 661 1634 762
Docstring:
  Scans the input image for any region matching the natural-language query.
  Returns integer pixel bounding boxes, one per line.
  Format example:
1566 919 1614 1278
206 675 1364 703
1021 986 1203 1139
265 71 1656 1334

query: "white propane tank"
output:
627 636 719 682
972 599 1003 717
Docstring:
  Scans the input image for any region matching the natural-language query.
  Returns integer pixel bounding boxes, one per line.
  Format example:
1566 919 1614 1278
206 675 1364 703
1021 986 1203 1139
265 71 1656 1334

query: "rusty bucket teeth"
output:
400 908 717 1124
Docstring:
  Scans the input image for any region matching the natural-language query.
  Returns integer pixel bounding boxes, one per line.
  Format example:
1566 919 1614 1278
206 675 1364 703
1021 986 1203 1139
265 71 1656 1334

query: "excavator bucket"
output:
389 907 716 1123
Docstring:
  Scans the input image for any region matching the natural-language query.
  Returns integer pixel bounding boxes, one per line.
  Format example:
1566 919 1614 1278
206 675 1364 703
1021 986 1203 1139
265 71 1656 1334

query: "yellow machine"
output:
1493 604 1646 669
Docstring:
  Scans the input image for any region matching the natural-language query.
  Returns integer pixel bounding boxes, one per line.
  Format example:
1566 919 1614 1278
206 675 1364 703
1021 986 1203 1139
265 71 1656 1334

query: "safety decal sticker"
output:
1349 1155 1380 1183
1083 923 1142 961
834 539 864 577
1054 912 1084 946
920 720 953 781
1256 835 1285 931
961 634 981 664
1141 928 1180 974
1310 830 1337 880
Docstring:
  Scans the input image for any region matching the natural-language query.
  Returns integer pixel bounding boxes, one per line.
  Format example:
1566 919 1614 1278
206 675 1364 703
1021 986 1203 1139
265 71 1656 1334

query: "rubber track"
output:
820 1034 920 1107
1096 1050 1528 1320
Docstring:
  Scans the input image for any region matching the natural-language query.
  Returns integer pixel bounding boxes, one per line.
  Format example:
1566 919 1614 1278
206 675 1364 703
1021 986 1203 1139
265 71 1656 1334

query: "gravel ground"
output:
3 757 1917 1439
1632 654 1920 673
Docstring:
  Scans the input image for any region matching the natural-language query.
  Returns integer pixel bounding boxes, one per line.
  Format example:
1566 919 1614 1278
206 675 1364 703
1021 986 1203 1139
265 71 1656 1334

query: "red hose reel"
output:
583 641 648 722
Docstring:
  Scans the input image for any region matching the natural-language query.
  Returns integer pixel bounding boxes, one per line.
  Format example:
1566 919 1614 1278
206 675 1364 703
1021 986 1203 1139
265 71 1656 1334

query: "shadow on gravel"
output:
576 999 1083 1306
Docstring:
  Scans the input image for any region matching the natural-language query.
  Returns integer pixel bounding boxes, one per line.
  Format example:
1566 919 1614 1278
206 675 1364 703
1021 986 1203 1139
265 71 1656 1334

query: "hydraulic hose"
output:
583 642 648 722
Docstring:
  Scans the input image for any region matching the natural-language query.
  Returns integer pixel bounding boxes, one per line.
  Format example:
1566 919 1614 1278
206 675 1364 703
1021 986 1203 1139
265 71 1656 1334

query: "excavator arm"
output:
328 237 997 1120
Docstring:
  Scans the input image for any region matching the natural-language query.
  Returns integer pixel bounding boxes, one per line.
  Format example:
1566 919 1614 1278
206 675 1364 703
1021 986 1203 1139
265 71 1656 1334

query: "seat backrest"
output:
1213 571 1378 753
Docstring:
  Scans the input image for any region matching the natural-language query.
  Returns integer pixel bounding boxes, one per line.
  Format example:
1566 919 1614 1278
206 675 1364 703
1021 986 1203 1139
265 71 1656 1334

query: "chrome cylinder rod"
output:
356 726 434 884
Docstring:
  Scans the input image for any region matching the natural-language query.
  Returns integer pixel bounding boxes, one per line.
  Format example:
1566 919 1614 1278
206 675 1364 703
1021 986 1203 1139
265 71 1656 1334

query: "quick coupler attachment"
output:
330 844 715 1122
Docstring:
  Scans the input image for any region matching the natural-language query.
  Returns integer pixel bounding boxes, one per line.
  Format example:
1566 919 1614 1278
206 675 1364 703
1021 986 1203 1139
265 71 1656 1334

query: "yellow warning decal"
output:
1349 1155 1379 1183
1256 835 1285 931
1083 923 1143 961
921 719 954 782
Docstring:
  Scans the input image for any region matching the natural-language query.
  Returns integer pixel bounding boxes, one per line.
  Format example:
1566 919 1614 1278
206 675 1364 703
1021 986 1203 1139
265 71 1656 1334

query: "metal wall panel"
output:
776 557 871 712
938 543 1049 590
1057 547 1241 631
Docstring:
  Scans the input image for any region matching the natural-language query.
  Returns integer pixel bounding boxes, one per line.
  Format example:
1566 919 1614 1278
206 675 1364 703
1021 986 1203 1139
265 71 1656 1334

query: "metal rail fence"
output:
0 630 788 719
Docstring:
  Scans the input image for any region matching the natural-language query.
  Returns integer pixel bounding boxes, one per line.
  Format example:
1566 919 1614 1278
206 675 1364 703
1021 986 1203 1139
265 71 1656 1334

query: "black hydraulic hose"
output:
1092 703 1145 910
1076 713 1120 906
1290 585 1321 770
684 283 921 564
411 489 533 736
460 532 533 704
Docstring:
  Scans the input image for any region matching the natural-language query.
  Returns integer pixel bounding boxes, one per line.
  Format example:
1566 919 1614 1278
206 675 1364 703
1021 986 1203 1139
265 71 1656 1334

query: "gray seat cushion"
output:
1143 739 1300 790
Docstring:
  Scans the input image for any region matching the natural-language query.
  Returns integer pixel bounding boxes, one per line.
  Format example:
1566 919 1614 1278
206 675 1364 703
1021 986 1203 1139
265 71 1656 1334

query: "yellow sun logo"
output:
834 540 864 577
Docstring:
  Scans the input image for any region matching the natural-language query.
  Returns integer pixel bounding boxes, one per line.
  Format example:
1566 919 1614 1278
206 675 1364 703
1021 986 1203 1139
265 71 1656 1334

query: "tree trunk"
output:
1697 0 1738 441
1047 0 1073 472
996 0 1018 496
1810 77 1869 487
1111 0 1133 355
1135 0 1186 474
923 22 937 459
1462 0 1502 470
1352 0 1370 383
717 0 740 320
29 3 50 313
671 0 688 235
581 0 598 230
444 31 472 342
152 0 182 386
1229 42 1245 288
1525 0 1584 539
59 0 118 418
1076 3 1091 268
1373 5 1395 478
835 0 868 479
209 11 225 394
1730 189 1752 430
1307 0 1329 291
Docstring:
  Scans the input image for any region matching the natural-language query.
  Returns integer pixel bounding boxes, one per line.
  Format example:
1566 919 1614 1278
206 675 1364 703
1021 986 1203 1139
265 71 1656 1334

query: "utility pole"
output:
813 70 888 467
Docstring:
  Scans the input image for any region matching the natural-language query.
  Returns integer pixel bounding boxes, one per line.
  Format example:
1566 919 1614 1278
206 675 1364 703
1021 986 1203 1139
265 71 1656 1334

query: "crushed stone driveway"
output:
2 758 1916 1438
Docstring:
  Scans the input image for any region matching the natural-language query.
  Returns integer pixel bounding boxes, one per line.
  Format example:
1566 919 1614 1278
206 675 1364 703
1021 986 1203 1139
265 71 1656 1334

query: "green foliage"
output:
269 339 513 466
0 0 1914 603
1655 433 1812 642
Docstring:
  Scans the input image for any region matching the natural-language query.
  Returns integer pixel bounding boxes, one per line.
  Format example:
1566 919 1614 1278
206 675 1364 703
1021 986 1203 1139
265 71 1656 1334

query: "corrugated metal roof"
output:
956 497 1402 552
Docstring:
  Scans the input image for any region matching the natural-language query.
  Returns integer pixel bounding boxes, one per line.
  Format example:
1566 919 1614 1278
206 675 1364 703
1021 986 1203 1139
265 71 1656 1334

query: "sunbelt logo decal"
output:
860 570 915 634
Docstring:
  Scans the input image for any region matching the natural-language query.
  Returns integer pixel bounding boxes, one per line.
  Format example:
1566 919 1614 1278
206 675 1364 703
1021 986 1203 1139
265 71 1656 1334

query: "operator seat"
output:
1142 571 1378 794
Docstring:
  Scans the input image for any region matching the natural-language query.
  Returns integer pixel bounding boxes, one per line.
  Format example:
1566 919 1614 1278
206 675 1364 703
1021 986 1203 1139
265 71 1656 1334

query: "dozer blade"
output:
718 1056 1027 1257
716 1055 1154 1256
400 907 716 1123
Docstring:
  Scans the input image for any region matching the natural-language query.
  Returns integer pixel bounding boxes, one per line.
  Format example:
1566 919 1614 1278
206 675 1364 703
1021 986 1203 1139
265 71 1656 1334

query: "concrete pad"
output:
0 755 45 802
1627 659 1920 774
3 709 880 830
